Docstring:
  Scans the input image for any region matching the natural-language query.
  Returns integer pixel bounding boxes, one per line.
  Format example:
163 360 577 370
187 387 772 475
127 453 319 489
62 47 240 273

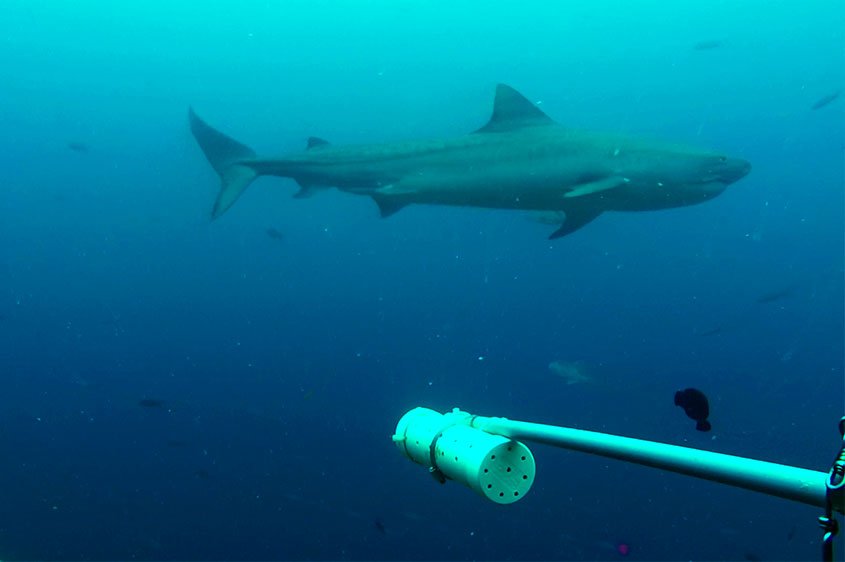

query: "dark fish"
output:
193 469 210 480
138 398 165 408
811 90 841 111
266 227 284 240
698 326 723 337
674 388 711 431
693 40 723 51
743 552 762 562
374 518 386 534
786 524 796 541
756 284 797 304
166 439 190 448
67 141 89 153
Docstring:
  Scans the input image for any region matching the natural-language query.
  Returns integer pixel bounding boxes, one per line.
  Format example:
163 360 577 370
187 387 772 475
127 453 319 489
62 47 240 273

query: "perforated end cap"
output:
476 440 535 504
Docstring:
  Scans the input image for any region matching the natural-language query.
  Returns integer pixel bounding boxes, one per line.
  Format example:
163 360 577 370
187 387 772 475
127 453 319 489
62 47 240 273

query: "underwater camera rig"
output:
392 408 844 561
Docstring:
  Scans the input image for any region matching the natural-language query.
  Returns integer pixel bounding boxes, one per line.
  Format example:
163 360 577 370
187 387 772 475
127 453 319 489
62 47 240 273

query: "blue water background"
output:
0 1 843 559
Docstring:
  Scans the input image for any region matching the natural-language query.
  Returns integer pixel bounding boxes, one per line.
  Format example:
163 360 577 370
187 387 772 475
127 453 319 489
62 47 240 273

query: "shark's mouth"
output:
692 181 730 198
693 175 728 185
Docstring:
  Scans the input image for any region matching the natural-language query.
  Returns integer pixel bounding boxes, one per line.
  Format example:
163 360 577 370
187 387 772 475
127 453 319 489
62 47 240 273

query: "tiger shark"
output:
189 84 750 238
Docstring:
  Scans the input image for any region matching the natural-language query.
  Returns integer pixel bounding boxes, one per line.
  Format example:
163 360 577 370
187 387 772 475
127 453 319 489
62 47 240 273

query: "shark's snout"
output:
721 157 751 184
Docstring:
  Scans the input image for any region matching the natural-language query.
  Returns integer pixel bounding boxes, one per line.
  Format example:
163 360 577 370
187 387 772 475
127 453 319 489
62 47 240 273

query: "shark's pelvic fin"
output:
563 176 628 198
549 208 602 239
306 137 331 149
189 108 258 219
476 84 555 133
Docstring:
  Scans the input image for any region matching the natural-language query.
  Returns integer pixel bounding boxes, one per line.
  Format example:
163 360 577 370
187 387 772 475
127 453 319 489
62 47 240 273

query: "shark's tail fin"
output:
189 108 258 219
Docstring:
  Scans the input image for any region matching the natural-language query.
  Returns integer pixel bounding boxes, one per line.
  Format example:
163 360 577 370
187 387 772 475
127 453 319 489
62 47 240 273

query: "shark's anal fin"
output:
549 208 602 239
371 192 408 218
306 137 331 149
563 176 627 198
293 179 319 198
293 159 336 197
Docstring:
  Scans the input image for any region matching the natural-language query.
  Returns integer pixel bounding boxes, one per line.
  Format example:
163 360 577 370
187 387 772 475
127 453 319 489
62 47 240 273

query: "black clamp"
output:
819 416 845 562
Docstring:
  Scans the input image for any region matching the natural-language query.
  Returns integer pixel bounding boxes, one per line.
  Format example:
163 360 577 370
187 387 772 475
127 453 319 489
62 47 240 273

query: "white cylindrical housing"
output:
433 423 535 504
393 407 535 504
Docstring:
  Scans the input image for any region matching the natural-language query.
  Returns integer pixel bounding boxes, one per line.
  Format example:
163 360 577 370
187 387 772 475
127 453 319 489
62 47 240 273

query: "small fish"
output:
674 388 712 431
166 439 190 448
67 141 89 153
698 326 723 337
743 552 762 562
549 360 592 385
756 284 797 304
693 40 723 51
373 518 386 534
265 227 284 240
193 469 210 480
811 90 841 111
138 398 165 408
786 524 797 542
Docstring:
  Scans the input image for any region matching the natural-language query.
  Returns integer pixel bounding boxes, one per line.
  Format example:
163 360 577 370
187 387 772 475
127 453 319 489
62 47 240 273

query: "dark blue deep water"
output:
1 1 843 560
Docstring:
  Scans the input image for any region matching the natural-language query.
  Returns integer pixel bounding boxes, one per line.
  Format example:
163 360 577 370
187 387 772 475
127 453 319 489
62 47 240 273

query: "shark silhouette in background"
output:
190 84 750 239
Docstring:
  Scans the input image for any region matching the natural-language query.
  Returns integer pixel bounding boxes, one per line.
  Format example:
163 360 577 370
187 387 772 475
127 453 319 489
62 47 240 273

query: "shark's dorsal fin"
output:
306 136 331 149
476 84 555 133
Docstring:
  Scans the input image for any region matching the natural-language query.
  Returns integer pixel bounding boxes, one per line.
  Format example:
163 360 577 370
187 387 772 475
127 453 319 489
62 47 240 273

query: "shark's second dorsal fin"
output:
307 136 331 149
476 84 555 133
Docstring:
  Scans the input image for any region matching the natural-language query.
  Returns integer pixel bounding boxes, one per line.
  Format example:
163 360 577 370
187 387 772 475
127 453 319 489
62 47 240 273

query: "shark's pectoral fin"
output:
563 176 628 198
371 192 408 218
548 208 602 239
